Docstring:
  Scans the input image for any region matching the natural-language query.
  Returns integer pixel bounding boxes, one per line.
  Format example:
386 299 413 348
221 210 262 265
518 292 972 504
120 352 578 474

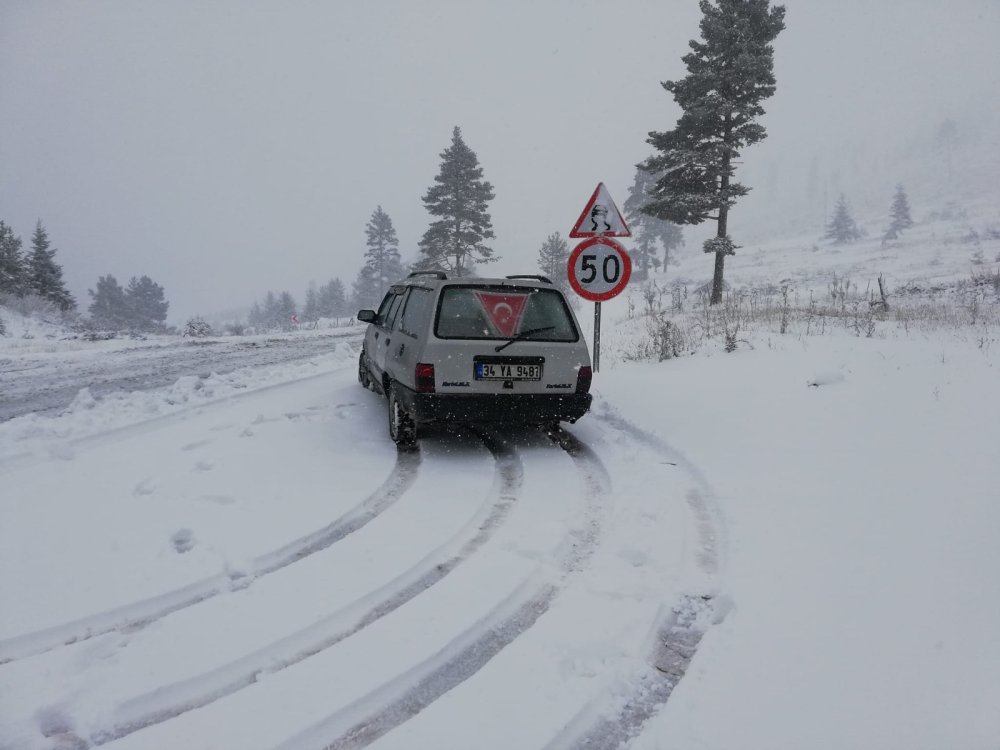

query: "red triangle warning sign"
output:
474 292 529 338
570 182 631 238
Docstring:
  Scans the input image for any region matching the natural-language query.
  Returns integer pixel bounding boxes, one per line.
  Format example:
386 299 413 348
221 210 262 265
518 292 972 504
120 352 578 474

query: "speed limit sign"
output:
567 237 632 302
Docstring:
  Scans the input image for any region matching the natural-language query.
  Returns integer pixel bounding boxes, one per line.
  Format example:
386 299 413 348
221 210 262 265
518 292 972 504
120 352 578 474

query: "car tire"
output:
358 351 372 390
387 382 417 448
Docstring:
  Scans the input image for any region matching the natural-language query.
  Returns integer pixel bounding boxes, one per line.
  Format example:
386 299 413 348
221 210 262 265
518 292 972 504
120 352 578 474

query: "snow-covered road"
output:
0 329 359 422
0 340 720 749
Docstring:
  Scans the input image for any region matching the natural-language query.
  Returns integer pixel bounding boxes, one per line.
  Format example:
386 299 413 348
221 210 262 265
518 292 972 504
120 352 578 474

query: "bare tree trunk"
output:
710 122 732 306
710 250 726 304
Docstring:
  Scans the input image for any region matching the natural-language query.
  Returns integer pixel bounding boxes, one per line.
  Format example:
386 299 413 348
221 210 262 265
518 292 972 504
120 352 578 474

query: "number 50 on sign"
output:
567 237 632 302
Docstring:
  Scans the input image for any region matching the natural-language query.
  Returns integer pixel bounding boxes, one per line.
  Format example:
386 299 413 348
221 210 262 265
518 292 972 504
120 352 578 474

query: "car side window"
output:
383 292 405 330
375 292 395 326
399 287 433 336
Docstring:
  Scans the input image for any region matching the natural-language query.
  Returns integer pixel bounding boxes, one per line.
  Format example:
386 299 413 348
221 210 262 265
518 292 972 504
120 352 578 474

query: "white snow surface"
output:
2 223 1000 750
1 321 997 749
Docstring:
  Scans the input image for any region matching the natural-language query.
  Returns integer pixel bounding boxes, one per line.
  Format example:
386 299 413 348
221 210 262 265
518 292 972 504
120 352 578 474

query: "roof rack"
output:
408 271 448 280
505 274 552 284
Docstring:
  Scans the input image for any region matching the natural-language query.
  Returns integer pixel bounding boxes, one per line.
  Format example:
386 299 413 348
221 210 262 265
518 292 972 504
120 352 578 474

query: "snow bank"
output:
0 345 357 465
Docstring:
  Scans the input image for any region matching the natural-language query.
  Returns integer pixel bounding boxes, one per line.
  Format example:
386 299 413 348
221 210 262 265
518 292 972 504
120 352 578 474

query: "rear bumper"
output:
395 387 592 425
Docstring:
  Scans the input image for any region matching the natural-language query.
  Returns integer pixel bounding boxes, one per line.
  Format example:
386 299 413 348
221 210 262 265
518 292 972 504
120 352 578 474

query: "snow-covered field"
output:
2 299 998 749
2 196 1000 748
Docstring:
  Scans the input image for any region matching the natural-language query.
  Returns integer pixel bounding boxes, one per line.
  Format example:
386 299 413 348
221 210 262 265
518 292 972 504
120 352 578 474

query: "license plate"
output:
475 363 542 381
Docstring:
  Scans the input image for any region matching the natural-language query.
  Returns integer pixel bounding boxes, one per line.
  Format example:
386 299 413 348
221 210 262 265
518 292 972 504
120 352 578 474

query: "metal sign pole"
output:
593 301 601 373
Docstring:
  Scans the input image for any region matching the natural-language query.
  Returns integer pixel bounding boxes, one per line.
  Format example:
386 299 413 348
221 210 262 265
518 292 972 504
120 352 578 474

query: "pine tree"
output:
885 183 913 239
825 194 861 244
417 126 497 276
248 301 265 330
364 206 405 289
640 0 785 304
537 233 571 293
0 221 28 297
263 291 280 330
351 264 382 311
88 274 129 329
302 283 320 323
318 278 348 319
624 167 685 278
27 220 76 311
276 291 297 329
124 275 169 331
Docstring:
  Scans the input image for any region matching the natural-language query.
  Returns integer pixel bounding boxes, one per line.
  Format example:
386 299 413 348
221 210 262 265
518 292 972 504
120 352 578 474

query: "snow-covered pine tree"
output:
302 283 320 323
536 233 571 293
263 291 280 330
886 184 913 238
319 278 348 319
247 301 265 330
825 194 862 244
88 274 129 329
124 275 169 331
277 291 297 329
364 206 405 290
0 221 28 297
640 0 785 304
351 264 381 312
27 220 76 311
625 170 660 282
417 127 497 276
624 167 685 278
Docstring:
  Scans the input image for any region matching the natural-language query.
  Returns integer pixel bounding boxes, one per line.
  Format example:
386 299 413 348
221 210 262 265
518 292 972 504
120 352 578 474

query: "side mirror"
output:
357 309 376 323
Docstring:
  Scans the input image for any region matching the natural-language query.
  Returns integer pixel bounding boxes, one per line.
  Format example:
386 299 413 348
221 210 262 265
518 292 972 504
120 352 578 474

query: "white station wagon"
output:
357 272 593 446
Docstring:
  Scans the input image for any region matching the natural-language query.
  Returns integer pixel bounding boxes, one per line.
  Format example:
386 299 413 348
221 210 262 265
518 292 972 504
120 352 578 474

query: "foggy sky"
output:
2 0 998 322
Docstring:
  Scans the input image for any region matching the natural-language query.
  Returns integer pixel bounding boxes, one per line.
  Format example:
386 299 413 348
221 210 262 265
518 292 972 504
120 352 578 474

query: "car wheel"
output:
387 382 417 448
358 351 372 389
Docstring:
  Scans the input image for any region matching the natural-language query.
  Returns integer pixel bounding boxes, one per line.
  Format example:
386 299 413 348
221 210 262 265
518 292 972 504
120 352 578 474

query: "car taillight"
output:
415 363 435 393
576 365 592 394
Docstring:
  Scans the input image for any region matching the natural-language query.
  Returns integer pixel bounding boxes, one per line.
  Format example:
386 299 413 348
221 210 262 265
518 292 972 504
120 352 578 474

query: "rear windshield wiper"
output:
494 326 555 352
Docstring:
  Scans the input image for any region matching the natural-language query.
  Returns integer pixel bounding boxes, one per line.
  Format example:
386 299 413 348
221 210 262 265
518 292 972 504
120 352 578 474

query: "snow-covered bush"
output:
611 273 1000 364
0 292 62 322
184 316 214 337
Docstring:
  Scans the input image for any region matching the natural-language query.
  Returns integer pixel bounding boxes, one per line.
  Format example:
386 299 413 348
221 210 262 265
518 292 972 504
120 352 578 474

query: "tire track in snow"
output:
88 430 523 745
0 449 420 666
542 596 722 750
270 426 610 750
592 403 726 580
542 406 729 749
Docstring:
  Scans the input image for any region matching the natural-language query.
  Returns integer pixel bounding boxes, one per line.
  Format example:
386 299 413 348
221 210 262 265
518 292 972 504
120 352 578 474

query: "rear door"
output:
427 284 589 395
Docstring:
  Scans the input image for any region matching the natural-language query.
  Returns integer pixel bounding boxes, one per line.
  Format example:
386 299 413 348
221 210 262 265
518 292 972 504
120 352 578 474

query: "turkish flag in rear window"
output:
473 292 529 337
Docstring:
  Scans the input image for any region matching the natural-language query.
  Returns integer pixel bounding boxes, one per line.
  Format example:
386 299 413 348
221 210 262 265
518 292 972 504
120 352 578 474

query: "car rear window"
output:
434 286 579 341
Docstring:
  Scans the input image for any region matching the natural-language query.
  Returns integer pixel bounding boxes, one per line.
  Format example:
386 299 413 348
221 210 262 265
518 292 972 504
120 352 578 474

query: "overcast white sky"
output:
2 0 998 322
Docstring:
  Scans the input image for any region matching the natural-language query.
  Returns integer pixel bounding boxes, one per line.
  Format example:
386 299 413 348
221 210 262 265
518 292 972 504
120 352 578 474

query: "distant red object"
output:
291 314 299 324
